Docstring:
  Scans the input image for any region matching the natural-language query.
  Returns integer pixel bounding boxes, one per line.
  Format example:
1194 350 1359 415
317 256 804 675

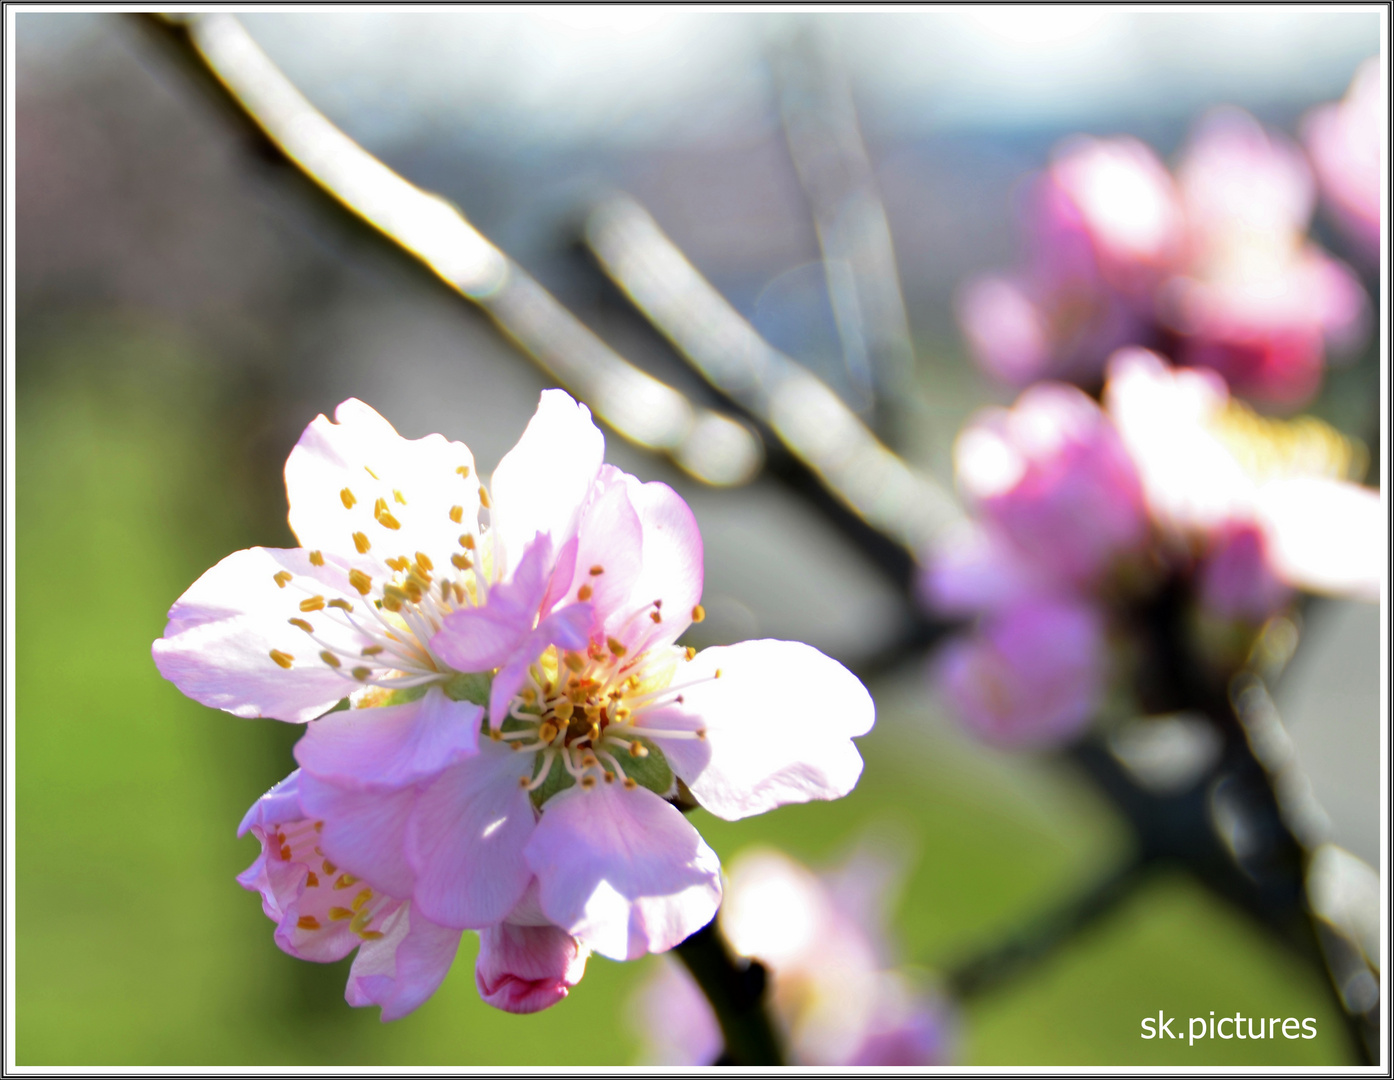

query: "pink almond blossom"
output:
1304 58 1383 265
635 846 952 1066
1162 108 1368 406
157 391 875 1019
932 598 1106 748
947 381 1149 593
1104 347 1381 604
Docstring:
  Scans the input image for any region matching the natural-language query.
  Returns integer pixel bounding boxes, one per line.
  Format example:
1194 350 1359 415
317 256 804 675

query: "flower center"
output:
500 640 716 801
270 475 495 697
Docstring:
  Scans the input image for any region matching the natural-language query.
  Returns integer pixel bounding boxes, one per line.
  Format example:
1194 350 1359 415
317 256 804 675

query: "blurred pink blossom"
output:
1105 347 1380 603
959 110 1370 407
1163 108 1368 405
1304 58 1383 264
634 847 952 1066
932 598 1106 748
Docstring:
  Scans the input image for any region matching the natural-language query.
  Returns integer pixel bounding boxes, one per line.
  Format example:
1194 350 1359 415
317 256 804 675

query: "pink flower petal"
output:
475 921 589 1014
293 689 482 790
481 604 595 731
237 769 304 837
284 398 481 576
639 640 874 822
488 389 605 579
553 466 645 641
153 546 369 724
236 780 374 963
524 780 722 961
346 902 463 1022
434 534 557 672
933 598 1104 748
609 471 705 654
298 772 418 899
404 742 538 929
1257 476 1382 602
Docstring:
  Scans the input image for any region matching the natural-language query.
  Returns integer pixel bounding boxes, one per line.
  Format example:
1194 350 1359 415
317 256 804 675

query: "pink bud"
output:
475 921 589 1015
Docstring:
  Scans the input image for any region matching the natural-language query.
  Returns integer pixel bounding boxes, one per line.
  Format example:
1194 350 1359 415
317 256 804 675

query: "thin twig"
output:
135 13 763 489
674 920 785 1066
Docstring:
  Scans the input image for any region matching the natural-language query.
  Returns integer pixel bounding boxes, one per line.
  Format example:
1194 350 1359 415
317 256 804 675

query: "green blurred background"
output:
16 11 1377 1066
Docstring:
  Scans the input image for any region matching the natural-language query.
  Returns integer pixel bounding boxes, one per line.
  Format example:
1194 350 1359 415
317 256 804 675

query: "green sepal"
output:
382 685 428 707
443 671 491 707
529 753 576 811
618 736 675 798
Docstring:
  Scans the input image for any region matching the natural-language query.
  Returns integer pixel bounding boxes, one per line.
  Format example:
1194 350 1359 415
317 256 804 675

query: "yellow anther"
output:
377 511 401 530
629 741 649 758
714 669 722 679
297 915 321 930
519 775 530 787
489 728 502 741
383 583 409 604
456 464 471 479
348 569 372 595
691 604 706 623
449 505 464 523
451 553 472 571
352 889 373 911
564 652 586 672
539 721 559 743
441 579 453 600
577 584 592 601
269 650 294 669
589 564 605 576
478 486 491 509
308 550 325 566
279 845 292 861
364 465 379 479
520 688 537 704
581 775 596 789
554 700 574 722
361 645 384 656
320 651 341 669
685 647 697 661
305 872 319 887
322 860 337 875
329 907 353 921
299 596 326 612
460 534 476 550
604 771 615 783
340 488 357 509
385 556 409 572
350 907 374 934
288 618 313 633
273 571 293 589
381 595 403 613
650 611 662 623
623 777 637 790
394 489 407 505
334 873 358 890
352 666 372 681
353 531 371 553
328 598 354 612
607 637 627 657
697 729 708 740
359 930 385 940
374 497 388 517
416 552 433 572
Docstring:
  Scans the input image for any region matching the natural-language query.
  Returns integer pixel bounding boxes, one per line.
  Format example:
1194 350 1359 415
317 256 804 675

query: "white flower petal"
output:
639 640 874 822
489 390 605 578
